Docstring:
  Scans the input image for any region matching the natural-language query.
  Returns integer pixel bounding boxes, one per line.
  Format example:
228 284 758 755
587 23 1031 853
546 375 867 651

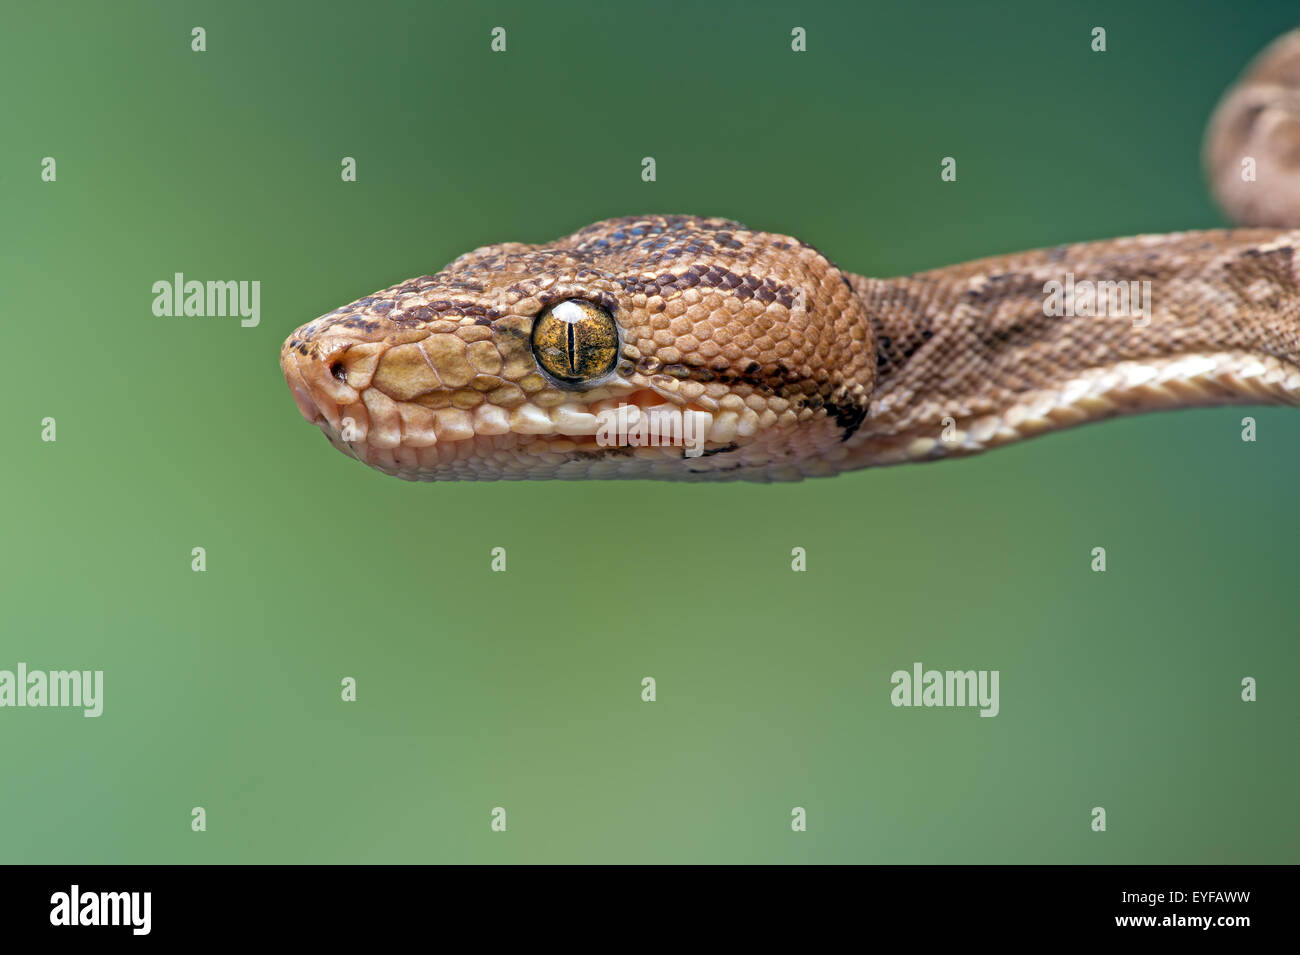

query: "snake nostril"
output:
330 360 347 382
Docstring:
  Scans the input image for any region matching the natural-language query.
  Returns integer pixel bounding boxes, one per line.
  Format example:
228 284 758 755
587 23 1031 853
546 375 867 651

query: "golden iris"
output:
530 299 619 383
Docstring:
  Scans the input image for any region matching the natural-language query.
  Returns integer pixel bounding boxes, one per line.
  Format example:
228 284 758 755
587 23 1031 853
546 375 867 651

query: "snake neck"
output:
839 228 1300 469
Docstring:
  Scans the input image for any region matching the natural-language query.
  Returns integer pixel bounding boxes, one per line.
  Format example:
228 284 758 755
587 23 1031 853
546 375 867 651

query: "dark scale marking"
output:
825 400 869 442
613 263 795 304
569 447 633 461
876 326 936 371
697 443 738 457
1241 244 1294 260
493 320 530 343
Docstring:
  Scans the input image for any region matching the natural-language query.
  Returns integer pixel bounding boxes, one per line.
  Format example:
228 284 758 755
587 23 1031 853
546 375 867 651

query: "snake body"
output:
281 32 1300 482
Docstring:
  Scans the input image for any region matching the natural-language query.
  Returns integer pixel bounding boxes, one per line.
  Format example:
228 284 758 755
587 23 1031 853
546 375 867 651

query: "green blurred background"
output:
2 0 1297 863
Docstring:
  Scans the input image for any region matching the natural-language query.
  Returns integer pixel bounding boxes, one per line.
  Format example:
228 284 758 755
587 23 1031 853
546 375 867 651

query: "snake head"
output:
1206 30 1300 227
280 215 874 481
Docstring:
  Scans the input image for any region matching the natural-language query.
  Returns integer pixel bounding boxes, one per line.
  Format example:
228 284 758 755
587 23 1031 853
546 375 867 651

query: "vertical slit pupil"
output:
566 319 577 373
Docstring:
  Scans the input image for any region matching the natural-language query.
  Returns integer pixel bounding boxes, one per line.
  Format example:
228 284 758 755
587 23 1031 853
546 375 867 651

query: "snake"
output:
280 31 1300 482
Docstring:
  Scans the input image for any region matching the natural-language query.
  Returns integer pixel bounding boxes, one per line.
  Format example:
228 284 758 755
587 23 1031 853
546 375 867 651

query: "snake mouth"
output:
283 343 751 476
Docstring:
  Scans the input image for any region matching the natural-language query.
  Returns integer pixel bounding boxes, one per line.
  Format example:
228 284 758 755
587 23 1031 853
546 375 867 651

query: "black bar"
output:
0 864 1285 940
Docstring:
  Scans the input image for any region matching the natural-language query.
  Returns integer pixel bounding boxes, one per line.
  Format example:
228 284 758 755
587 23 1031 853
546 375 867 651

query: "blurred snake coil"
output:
281 31 1300 482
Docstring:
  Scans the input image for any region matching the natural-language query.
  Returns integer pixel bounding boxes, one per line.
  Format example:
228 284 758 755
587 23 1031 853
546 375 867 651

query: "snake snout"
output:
284 359 321 424
280 334 365 437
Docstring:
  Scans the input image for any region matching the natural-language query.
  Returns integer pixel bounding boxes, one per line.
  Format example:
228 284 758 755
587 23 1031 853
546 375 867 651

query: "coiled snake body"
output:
281 32 1300 482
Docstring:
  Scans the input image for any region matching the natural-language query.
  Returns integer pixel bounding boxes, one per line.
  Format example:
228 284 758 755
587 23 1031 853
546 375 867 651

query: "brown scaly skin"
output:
281 32 1300 482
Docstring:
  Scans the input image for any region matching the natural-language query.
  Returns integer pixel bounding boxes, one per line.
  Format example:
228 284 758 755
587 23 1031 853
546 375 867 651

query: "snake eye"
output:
530 299 619 384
